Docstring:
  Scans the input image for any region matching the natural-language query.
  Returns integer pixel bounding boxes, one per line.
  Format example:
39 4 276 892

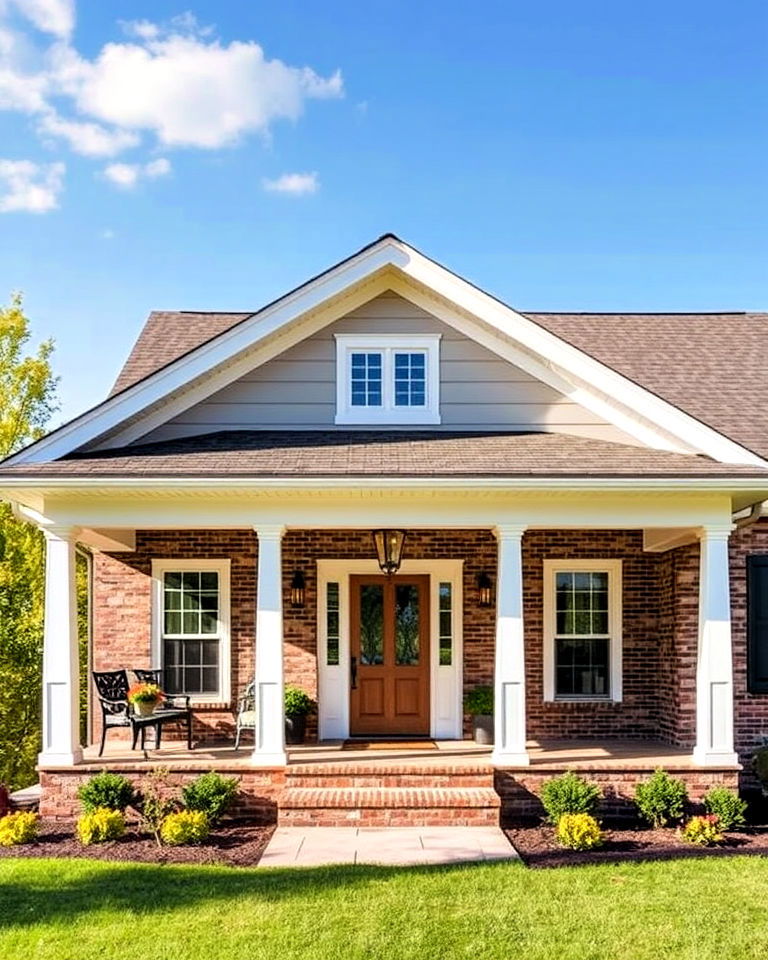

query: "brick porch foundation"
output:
38 762 740 825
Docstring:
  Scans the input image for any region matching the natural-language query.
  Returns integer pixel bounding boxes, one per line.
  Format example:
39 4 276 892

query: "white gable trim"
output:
5 235 765 467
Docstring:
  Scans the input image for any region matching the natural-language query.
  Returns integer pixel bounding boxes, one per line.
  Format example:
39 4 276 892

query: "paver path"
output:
258 825 518 867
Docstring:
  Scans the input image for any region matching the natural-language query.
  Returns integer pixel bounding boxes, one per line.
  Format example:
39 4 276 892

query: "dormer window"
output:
335 334 441 425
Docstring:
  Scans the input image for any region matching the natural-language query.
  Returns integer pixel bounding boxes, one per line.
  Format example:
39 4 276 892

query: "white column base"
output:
692 747 739 767
38 747 83 767
250 750 288 767
490 749 530 767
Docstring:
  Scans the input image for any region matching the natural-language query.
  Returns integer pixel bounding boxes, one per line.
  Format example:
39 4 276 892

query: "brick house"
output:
3 234 768 823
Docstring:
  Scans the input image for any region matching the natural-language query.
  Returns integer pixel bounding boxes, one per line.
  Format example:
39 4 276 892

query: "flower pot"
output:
472 714 494 745
133 700 156 717
285 715 307 745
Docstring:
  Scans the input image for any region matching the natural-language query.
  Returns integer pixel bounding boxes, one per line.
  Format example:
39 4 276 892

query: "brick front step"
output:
279 786 501 827
286 763 494 790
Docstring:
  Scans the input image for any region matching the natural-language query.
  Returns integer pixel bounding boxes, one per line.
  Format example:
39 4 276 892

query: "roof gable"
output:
3 234 766 469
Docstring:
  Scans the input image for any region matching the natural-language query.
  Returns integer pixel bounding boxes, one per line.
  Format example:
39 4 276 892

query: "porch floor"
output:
76 737 712 772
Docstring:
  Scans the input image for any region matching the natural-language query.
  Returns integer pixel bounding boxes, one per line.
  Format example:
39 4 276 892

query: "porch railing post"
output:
693 524 738 766
252 525 287 766
39 525 83 766
491 524 530 766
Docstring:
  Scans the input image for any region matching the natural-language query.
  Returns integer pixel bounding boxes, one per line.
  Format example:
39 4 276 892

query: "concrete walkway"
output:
258 826 518 867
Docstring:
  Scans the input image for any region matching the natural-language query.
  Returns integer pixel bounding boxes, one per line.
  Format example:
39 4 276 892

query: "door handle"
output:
350 656 358 690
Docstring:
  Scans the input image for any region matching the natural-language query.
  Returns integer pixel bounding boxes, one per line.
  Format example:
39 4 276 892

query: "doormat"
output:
342 740 438 751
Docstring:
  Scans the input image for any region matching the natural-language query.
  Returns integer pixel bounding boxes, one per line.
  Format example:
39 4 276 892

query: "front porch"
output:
32 489 747 823
38 737 740 822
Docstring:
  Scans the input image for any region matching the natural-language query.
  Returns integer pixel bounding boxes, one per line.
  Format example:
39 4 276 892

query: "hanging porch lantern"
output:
372 529 407 576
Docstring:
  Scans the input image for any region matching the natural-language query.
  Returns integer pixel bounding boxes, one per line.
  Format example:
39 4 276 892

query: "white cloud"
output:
144 156 170 177
262 171 319 196
3 0 74 38
102 156 171 189
0 9 342 205
62 35 343 148
0 157 63 211
37 111 139 155
100 226 114 239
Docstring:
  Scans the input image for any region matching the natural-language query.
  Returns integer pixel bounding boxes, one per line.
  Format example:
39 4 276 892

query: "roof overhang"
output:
2 235 766 471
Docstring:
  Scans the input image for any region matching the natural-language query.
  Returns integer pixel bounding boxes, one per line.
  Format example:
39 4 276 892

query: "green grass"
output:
1 856 767 960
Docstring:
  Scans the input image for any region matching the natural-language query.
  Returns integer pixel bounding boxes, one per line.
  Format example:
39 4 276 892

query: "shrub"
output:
284 685 315 718
0 811 39 846
680 814 724 846
634 769 688 828
540 772 601 825
78 772 136 813
463 686 493 716
182 772 239 825
76 808 125 845
703 787 747 831
137 768 180 846
160 810 210 846
555 813 604 850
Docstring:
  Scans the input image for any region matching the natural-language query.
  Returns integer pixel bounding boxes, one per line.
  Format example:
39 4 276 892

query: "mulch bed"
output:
506 821 768 869
0 820 275 867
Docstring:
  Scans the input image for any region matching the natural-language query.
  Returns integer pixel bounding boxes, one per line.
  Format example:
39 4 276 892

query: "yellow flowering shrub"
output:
76 807 125 845
555 812 604 850
0 811 39 846
160 810 210 846
680 815 724 846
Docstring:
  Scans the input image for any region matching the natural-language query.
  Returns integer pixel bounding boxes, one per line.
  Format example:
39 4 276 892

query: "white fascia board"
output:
3 240 404 465
392 244 768 466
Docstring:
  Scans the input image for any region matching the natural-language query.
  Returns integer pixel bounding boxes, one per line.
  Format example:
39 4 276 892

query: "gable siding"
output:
141 293 638 444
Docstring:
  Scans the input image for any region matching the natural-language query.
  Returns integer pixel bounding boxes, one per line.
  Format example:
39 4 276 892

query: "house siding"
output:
141 293 638 445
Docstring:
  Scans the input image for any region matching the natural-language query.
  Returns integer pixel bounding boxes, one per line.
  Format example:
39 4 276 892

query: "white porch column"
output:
692 524 738 766
39 526 82 766
491 524 529 766
252 525 287 766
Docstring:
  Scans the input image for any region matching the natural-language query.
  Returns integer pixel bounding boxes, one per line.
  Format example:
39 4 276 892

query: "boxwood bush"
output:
634 769 687 827
540 772 601 824
182 772 239 825
703 787 747 831
78 772 136 813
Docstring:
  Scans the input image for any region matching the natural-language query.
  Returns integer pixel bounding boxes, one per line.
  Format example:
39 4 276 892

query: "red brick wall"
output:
94 530 258 742
730 518 768 767
522 530 663 740
94 526 685 747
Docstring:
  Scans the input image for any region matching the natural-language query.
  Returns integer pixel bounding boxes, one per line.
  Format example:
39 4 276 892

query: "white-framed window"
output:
334 334 441 425
151 559 231 703
542 559 622 703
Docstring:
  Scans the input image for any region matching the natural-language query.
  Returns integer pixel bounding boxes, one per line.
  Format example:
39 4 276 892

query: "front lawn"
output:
1 856 766 960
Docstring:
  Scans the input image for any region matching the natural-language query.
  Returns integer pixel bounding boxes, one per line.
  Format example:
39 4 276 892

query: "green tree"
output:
0 293 59 790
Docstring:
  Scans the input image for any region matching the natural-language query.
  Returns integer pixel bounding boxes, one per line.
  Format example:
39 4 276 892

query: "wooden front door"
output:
349 575 430 736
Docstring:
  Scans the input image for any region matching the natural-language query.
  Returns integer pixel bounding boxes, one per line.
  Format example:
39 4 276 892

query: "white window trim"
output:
334 333 441 425
542 558 623 703
151 558 232 705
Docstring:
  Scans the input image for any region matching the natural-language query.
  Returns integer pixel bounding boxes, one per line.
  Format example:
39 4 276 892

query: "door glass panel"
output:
395 584 420 666
359 584 384 665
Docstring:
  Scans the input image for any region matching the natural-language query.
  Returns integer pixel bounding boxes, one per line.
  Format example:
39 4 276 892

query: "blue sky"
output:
1 0 766 425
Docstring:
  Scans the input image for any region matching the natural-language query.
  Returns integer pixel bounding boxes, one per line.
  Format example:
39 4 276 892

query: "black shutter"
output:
747 555 768 693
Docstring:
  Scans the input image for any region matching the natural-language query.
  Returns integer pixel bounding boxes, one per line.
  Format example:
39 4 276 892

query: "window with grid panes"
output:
162 570 222 696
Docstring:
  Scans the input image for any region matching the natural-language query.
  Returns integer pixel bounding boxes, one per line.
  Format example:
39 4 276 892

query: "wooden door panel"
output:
394 678 421 716
359 677 385 717
350 575 430 736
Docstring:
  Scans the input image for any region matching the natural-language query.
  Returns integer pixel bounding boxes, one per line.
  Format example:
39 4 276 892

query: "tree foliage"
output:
0 293 59 790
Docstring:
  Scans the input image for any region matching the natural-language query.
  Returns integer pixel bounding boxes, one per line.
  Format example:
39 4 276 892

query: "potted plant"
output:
127 682 164 717
284 685 315 744
464 685 494 744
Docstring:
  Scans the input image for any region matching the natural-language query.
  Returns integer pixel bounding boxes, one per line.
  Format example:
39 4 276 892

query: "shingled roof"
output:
109 307 768 461
1 430 766 479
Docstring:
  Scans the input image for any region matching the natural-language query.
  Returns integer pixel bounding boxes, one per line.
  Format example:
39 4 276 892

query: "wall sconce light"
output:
372 529 407 576
290 570 306 607
477 572 493 607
